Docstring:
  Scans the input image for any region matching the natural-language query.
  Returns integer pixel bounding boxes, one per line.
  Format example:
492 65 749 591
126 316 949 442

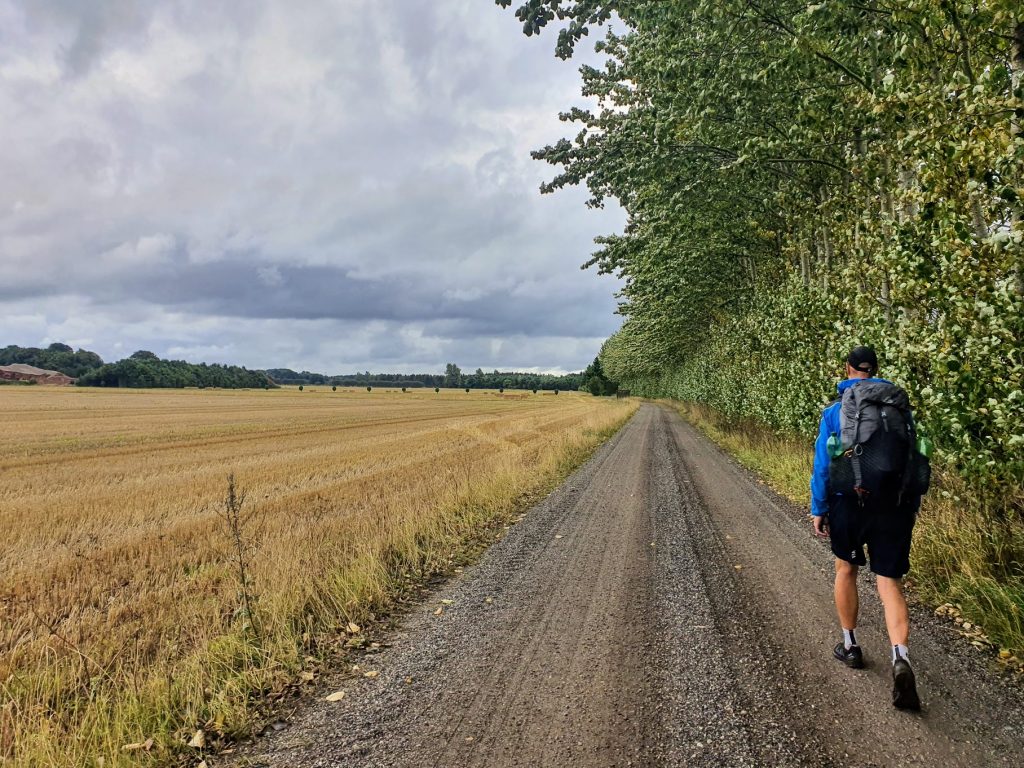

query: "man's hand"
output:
812 514 830 538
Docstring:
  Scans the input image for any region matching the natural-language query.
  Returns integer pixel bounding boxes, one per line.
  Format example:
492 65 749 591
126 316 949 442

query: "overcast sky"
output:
0 0 624 374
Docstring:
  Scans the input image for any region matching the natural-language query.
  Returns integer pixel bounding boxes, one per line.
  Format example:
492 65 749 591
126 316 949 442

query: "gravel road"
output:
237 404 1024 767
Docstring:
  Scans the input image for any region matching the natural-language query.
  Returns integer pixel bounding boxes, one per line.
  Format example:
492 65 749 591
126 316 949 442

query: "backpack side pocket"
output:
828 454 856 495
906 450 931 496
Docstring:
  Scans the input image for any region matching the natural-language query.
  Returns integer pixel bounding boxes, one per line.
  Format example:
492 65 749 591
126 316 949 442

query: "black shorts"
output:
827 492 916 578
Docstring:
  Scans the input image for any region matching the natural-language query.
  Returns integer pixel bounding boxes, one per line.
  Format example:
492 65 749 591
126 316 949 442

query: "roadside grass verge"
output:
0 391 637 766
675 401 1024 662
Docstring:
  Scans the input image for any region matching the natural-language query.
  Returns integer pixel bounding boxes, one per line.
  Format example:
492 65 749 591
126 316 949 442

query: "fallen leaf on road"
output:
363 670 379 679
324 690 346 702
555 535 564 539
300 671 315 682
484 597 493 604
187 730 205 749
346 622 361 634
734 565 743 570
441 599 453 605
434 606 444 615
404 676 414 684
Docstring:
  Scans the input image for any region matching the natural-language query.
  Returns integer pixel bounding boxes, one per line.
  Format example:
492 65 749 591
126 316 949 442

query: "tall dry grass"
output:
676 400 1024 660
0 387 636 765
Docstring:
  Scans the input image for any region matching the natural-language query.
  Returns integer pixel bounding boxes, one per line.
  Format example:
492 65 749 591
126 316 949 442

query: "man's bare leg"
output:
835 557 860 631
877 574 919 708
876 575 910 647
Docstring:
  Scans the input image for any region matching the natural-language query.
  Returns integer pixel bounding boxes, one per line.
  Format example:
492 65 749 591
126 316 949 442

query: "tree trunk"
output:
1012 21 1024 295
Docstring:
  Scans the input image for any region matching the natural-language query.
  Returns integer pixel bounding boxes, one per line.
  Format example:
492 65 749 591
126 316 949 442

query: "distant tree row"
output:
77 351 274 389
0 343 103 378
3 344 589 392
267 363 586 391
264 368 335 385
335 380 427 389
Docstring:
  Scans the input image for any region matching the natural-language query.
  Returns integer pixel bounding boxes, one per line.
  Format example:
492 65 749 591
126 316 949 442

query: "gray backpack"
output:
828 381 930 503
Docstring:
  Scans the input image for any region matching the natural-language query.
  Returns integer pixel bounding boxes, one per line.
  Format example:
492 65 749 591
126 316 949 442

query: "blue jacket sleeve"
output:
810 409 833 517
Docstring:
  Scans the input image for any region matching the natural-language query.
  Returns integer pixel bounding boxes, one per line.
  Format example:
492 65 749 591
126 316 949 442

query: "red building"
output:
0 364 75 385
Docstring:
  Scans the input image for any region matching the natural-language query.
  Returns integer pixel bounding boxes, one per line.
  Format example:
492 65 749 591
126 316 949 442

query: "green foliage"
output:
0 343 104 378
509 0 1023 509
581 355 618 396
77 356 274 389
444 362 463 388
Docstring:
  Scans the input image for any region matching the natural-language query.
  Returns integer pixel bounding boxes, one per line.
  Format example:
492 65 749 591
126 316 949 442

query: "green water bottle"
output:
827 433 843 458
916 433 933 458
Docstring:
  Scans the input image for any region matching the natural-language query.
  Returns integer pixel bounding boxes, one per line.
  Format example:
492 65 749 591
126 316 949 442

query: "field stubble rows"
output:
0 387 636 765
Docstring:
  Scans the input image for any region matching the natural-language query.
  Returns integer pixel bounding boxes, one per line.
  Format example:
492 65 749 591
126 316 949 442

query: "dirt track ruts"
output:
239 403 1024 767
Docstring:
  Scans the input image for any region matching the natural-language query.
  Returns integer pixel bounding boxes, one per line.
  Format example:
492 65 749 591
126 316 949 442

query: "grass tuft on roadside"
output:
675 400 1024 661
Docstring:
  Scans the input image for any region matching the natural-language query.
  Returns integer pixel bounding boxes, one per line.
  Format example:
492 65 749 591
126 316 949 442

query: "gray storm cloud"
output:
0 0 624 373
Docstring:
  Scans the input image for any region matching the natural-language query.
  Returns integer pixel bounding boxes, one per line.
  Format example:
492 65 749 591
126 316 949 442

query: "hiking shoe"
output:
833 642 865 669
892 658 921 710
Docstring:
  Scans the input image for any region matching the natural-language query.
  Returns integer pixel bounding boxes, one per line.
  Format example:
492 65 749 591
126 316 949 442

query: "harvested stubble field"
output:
0 386 636 766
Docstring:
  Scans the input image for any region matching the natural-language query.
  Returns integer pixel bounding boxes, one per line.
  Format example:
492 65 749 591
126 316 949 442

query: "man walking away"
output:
810 346 928 710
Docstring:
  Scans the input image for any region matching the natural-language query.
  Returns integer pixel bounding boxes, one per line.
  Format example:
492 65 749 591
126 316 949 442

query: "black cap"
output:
847 345 878 374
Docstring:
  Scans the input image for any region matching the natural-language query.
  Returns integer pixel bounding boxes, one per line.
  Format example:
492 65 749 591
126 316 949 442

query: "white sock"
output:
892 644 909 663
843 628 858 649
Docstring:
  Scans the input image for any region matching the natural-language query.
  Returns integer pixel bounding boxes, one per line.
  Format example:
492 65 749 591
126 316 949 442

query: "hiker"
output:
810 345 929 710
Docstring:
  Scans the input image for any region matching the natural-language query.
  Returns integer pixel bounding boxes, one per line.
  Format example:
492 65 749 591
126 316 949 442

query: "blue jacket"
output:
810 377 893 517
